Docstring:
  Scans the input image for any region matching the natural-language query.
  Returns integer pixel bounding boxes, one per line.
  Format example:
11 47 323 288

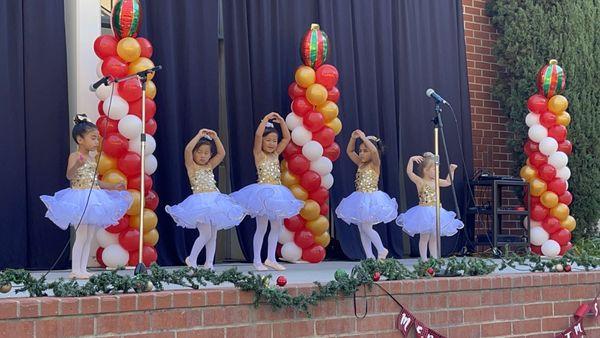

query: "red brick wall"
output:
1 272 598 337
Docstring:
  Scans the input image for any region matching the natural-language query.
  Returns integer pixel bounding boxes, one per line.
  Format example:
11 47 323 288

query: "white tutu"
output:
230 183 303 220
165 192 246 230
335 191 398 226
396 205 464 237
40 188 132 230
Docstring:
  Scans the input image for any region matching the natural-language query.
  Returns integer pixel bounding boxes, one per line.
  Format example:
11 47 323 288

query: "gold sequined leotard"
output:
71 160 100 190
189 167 218 193
419 184 438 206
355 165 379 193
257 154 281 185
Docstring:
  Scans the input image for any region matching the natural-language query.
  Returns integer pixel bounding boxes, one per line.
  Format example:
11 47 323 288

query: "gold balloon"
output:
306 215 329 236
127 189 141 216
102 169 127 186
117 37 141 62
289 184 308 201
561 215 576 231
143 229 160 246
130 208 158 233
325 118 342 135
556 111 571 126
300 200 320 221
540 191 559 209
548 95 568 114
128 57 155 80
550 203 570 221
97 155 118 176
146 80 157 99
281 171 300 186
295 66 316 88
306 84 328 106
520 165 537 183
529 178 547 197
314 231 331 247
317 101 339 122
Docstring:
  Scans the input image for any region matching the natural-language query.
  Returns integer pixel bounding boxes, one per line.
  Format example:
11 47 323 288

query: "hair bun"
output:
73 113 90 125
423 152 434 158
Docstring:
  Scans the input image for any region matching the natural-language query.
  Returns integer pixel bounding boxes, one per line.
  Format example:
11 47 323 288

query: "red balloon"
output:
96 247 106 267
315 64 339 90
558 140 572 155
300 170 321 192
303 111 325 132
528 152 547 168
106 216 130 234
320 202 329 216
128 245 158 267
294 229 315 249
93 35 118 59
98 101 105 116
283 142 302 159
539 112 557 128
309 187 329 205
119 228 141 252
285 215 306 232
537 164 557 182
118 152 142 177
559 242 573 256
291 97 313 117
548 125 567 142
323 142 341 162
550 228 571 246
302 244 326 263
146 118 157 136
530 244 543 255
558 191 573 206
288 82 306 100
101 56 128 78
145 190 159 210
542 217 562 234
530 204 549 222
524 140 539 157
129 98 157 122
287 154 310 175
96 116 119 137
548 178 567 195
527 94 547 114
117 78 142 102
327 87 340 103
128 174 153 192
103 133 129 158
529 196 541 207
136 37 153 58
313 127 335 147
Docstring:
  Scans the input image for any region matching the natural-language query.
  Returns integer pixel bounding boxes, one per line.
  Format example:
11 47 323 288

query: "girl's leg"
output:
357 225 375 259
419 233 430 261
187 223 212 268
70 224 90 277
252 216 269 269
359 223 388 259
203 227 218 269
79 225 95 276
264 218 285 270
428 232 438 259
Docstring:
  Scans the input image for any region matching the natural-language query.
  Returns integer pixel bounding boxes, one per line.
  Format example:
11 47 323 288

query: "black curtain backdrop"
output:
222 0 473 260
0 0 70 269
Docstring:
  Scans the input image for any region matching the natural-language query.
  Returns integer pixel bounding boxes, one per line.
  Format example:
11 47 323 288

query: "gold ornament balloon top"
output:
419 184 438 207
71 160 100 190
355 166 378 193
257 154 281 185
189 167 218 193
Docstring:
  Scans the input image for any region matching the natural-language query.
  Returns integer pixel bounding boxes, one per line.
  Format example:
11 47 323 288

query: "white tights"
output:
253 216 282 264
418 233 438 261
189 223 218 268
358 223 386 259
72 224 94 274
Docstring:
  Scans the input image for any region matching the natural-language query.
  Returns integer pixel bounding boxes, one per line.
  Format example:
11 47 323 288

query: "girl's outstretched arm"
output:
407 156 424 185
439 164 458 187
205 129 226 170
273 112 290 155
346 130 361 165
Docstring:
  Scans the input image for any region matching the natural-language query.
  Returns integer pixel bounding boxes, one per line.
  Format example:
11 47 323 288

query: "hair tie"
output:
202 135 213 141
366 135 380 142
73 113 90 125
265 122 274 128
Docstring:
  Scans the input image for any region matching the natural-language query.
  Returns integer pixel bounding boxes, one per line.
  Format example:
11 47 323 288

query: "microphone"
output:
89 76 111 92
135 65 162 77
426 88 448 105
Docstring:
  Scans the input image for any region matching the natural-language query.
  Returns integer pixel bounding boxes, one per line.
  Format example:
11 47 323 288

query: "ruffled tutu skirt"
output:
231 183 303 220
396 205 464 237
165 191 246 230
40 188 132 230
335 191 398 226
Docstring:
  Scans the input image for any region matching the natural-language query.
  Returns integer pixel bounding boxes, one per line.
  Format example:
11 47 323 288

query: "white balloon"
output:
96 61 103 78
548 151 568 169
102 244 130 268
118 115 143 139
321 173 334 189
530 227 549 246
541 239 561 258
145 134 156 155
129 134 156 155
103 95 129 120
523 217 541 229
525 113 540 127
302 141 324 161
310 157 333 176
278 227 295 244
285 113 303 131
95 83 114 101
145 154 158 175
539 137 558 156
96 228 119 248
557 166 571 180
129 137 142 155
528 124 548 143
281 242 302 262
291 126 312 146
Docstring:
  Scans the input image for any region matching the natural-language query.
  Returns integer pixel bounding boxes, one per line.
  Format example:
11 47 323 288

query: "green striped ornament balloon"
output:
537 59 566 98
111 0 142 40
300 24 328 69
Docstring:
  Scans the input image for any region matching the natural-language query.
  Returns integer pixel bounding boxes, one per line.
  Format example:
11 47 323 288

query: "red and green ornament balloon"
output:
300 24 328 69
537 59 566 98
111 0 142 39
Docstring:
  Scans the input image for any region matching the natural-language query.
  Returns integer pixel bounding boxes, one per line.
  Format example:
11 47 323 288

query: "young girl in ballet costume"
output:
397 152 464 261
40 114 132 279
335 130 398 260
232 112 303 271
166 129 246 269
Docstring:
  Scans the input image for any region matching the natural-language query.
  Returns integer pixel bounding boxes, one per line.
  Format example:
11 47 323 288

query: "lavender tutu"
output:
165 192 246 230
335 191 398 226
396 205 464 237
40 188 132 230
230 183 303 220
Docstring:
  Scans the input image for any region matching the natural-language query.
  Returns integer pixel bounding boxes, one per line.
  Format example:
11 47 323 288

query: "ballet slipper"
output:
185 257 197 268
68 272 89 280
202 264 214 271
377 248 389 260
264 259 286 271
253 263 268 271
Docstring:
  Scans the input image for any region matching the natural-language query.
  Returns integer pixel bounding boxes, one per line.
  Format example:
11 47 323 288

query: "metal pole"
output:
135 76 147 274
434 127 441 258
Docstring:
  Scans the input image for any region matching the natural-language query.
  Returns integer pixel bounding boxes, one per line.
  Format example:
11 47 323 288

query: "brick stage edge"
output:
0 271 598 338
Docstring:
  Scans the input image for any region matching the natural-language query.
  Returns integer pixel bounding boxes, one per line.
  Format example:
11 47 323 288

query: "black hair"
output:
71 114 98 143
357 137 385 156
192 136 216 157
262 124 280 139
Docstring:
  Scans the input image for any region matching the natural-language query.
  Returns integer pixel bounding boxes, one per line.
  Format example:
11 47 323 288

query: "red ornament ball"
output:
564 265 572 272
276 276 287 287
426 267 435 276
373 272 381 282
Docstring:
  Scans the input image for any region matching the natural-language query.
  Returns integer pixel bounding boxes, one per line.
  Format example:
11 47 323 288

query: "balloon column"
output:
92 0 158 269
279 24 341 264
522 59 574 258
